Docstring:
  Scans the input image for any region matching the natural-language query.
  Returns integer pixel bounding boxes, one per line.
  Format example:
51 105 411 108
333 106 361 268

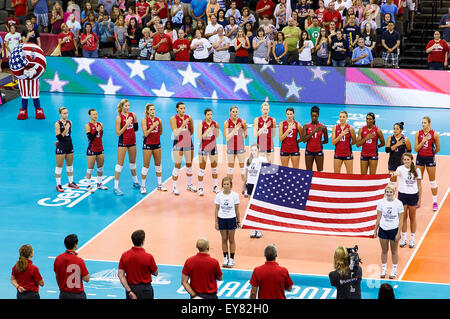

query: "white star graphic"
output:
230 70 253 95
98 77 122 95
44 71 69 93
73 58 96 75
126 60 149 80
284 79 304 100
308 66 329 83
152 82 175 97
260 65 275 73
178 64 201 88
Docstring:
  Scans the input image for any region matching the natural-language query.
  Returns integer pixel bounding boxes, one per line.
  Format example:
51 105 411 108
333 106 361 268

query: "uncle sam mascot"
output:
10 43 47 120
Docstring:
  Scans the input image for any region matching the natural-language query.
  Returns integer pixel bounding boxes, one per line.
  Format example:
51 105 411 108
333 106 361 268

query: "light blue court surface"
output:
0 92 449 299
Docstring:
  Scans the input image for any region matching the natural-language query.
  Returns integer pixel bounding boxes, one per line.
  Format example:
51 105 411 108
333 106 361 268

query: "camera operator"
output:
329 246 362 299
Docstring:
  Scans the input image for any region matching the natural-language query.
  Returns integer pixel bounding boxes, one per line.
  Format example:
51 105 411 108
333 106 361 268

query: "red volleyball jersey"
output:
361 125 379 157
144 116 161 145
119 112 136 145
226 118 245 151
87 122 103 152
201 120 218 151
281 120 299 153
305 122 324 153
418 129 435 157
174 114 192 148
257 116 274 151
334 123 352 157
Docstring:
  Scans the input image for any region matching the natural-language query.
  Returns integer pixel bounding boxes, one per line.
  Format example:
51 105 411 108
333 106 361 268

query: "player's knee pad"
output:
86 168 93 175
227 167 234 175
186 166 193 175
97 166 103 174
198 168 205 177
55 167 63 175
129 163 136 170
141 167 149 176
66 166 73 173
172 167 179 177
430 180 438 189
211 167 218 175
115 164 123 173
155 165 162 174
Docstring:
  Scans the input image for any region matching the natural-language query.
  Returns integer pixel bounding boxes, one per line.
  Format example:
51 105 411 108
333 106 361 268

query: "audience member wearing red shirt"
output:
58 24 78 57
154 0 169 22
6 14 20 32
53 234 90 299
255 0 276 21
182 238 223 299
11 245 44 299
11 0 28 23
136 0 150 19
118 230 159 299
80 23 99 58
153 24 173 60
426 30 449 70
250 245 293 299
173 29 191 61
323 2 342 29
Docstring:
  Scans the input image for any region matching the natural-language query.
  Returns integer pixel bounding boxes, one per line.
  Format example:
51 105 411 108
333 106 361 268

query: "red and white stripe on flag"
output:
18 78 40 99
242 170 390 238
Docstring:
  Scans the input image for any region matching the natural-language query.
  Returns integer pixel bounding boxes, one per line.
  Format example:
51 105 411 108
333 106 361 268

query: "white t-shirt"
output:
245 156 267 185
191 38 212 59
4 32 22 56
377 198 404 230
396 165 422 194
205 23 221 38
298 40 314 61
209 34 230 60
215 191 240 219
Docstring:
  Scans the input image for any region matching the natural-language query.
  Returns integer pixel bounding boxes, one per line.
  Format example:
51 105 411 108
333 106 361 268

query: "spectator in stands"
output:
173 29 191 61
314 27 331 66
361 22 377 57
205 14 221 39
253 27 271 64
210 26 231 62
381 21 400 68
225 15 239 58
114 15 128 57
172 0 184 29
240 7 256 28
136 0 151 20
50 2 65 34
80 23 99 58
226 1 242 22
191 0 208 25
6 13 20 32
146 15 161 33
343 14 360 53
282 17 301 64
206 0 220 23
249 244 293 299
58 23 78 57
261 15 277 41
307 16 321 46
126 17 142 56
125 6 142 26
323 1 342 30
234 27 251 63
64 1 81 23
32 0 50 33
296 0 311 31
84 12 99 37
154 0 170 25
378 283 395 300
181 238 223 299
343 7 359 27
217 9 228 28
315 0 327 24
256 0 276 25
165 20 178 41
118 230 158 299
11 0 29 25
181 15 195 40
54 234 90 299
272 31 288 64
379 12 393 35
329 246 362 299
380 0 398 25
66 13 82 40
328 20 337 41
152 23 173 60
353 0 365 23
352 37 373 67
98 0 118 16
111 6 122 23
4 25 22 61
274 0 290 30
297 31 314 65
191 29 212 62
330 29 348 66
364 0 380 27
439 7 450 46
195 17 206 35
10 244 44 299
22 20 41 47
360 11 377 34
335 0 352 18
81 2 96 25
98 14 115 57
304 9 316 32
425 30 449 70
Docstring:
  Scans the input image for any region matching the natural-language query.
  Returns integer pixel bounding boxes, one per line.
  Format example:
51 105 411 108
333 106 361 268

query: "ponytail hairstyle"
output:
117 99 129 115
247 143 259 167
423 116 431 124
144 103 154 117
204 108 212 116
394 121 404 131
333 246 350 277
16 245 33 273
59 107 67 114
402 153 418 179
367 112 376 124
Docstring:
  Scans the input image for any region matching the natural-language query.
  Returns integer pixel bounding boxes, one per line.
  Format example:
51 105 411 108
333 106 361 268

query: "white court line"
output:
398 187 450 281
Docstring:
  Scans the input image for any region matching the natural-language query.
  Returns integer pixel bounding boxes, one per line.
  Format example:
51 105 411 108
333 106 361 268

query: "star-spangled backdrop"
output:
40 57 346 104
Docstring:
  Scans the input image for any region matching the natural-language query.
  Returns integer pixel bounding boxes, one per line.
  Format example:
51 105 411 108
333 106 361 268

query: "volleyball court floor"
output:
0 92 449 299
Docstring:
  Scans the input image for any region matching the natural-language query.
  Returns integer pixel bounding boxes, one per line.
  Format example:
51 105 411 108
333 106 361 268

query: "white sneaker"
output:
389 269 397 279
198 188 204 196
97 183 108 190
228 258 235 268
213 185 220 194
173 187 180 196
255 230 263 238
157 184 168 191
187 184 197 192
87 185 95 193
222 256 229 267
380 269 387 278
400 238 408 248
140 186 147 194
409 238 415 248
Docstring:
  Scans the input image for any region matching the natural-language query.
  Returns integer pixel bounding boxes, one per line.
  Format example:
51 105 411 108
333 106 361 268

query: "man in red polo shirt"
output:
323 1 342 29
182 238 223 299
152 23 173 61
118 230 158 299
255 0 276 24
250 244 293 299
54 234 90 299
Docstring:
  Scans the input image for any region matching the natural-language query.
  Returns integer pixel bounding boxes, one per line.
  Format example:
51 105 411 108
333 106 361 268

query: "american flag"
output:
242 163 390 238
10 43 47 80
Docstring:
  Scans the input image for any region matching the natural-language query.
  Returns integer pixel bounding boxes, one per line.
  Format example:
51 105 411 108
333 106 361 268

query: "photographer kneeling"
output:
329 246 362 299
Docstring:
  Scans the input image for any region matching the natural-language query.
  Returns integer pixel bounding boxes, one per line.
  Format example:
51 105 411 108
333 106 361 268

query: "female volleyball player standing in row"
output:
415 116 440 211
303 106 328 172
85 109 108 193
55 107 79 192
331 111 357 174
386 122 411 186
141 103 167 195
114 99 140 196
224 106 248 195
279 107 302 169
357 112 385 175
198 108 220 196
170 102 196 196
254 102 276 164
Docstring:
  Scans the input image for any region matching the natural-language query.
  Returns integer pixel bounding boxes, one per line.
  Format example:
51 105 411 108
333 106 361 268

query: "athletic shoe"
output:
17 109 28 120
222 256 229 268
35 108 45 120
198 188 204 196
255 230 263 238
87 185 95 193
133 182 141 189
399 239 408 248
250 230 257 238
140 186 147 194
157 184 168 191
68 182 80 189
244 189 248 198
228 258 235 268
409 239 415 248
213 185 220 194
380 269 386 279
56 185 64 193
114 188 124 196
187 184 197 192
389 269 397 279
433 202 439 212
173 187 180 196
97 183 108 190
